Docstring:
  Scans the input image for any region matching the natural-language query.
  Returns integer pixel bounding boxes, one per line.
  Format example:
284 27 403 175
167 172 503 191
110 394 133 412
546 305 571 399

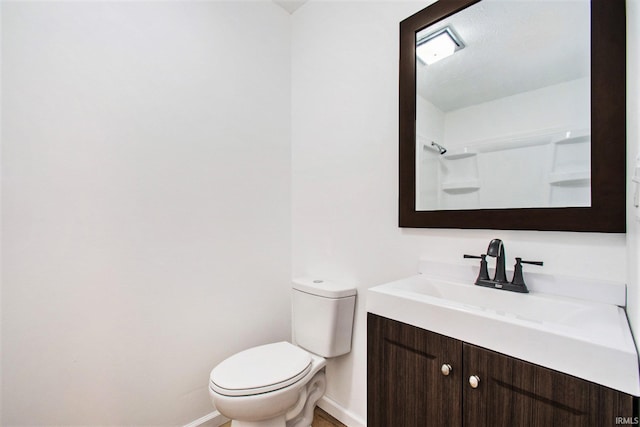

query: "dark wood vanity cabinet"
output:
367 312 463 426
368 313 637 427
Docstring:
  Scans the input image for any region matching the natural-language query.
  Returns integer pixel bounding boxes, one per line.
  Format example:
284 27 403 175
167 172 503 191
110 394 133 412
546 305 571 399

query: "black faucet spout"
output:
486 238 507 283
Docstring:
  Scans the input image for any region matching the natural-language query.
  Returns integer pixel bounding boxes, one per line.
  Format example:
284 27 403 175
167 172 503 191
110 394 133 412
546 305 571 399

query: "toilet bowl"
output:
208 279 356 427
209 342 326 427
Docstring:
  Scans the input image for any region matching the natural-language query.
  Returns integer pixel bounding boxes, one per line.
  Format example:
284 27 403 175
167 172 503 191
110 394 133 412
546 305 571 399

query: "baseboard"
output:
317 395 366 427
183 410 229 427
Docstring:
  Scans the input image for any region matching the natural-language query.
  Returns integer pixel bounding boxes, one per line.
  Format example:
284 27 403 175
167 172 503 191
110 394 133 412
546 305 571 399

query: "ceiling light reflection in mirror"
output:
416 27 465 65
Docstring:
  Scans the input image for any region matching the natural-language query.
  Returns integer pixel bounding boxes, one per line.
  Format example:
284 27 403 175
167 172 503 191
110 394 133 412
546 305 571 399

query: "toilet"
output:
209 278 357 427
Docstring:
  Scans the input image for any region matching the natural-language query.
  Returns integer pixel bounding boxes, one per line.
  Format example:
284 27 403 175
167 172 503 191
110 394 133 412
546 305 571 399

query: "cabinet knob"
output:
441 364 452 376
469 375 480 389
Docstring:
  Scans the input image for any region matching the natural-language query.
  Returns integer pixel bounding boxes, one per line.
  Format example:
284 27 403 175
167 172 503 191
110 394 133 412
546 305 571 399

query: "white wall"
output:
1 1 291 425
0 1 3 418
292 0 627 423
627 0 640 341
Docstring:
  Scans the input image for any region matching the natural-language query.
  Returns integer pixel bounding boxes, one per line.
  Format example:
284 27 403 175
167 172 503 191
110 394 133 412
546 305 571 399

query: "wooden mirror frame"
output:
399 0 626 232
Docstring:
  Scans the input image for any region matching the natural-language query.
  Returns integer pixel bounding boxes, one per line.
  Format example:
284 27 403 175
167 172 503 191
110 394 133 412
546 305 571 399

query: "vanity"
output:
378 0 635 422
366 260 639 426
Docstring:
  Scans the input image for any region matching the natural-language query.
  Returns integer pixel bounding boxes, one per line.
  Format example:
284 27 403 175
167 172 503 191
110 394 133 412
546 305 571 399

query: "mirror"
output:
399 0 626 232
416 0 590 211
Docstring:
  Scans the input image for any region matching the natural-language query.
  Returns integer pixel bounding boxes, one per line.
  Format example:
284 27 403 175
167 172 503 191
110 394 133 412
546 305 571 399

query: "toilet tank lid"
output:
292 278 357 298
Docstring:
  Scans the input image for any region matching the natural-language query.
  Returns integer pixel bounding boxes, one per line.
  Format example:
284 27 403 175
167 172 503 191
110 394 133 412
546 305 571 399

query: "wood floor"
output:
313 408 347 427
220 407 346 427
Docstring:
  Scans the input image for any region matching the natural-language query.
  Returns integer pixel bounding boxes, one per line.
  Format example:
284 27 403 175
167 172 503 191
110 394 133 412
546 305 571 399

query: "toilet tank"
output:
291 278 357 358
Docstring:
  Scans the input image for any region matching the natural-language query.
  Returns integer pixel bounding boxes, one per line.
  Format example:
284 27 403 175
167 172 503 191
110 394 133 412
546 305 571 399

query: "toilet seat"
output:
210 342 312 397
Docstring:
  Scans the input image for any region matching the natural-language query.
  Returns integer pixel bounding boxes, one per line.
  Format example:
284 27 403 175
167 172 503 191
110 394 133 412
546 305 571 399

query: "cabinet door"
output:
368 314 463 427
463 343 636 427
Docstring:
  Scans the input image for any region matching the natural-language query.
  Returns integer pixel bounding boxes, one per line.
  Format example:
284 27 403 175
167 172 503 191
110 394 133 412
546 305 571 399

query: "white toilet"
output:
209 278 357 427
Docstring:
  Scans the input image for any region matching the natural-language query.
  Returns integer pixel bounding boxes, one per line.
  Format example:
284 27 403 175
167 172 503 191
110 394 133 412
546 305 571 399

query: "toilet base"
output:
227 369 326 427
231 416 286 427
287 370 325 427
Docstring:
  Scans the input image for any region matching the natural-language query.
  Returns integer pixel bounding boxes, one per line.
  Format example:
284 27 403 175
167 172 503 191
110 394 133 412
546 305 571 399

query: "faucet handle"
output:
511 257 543 289
464 254 490 283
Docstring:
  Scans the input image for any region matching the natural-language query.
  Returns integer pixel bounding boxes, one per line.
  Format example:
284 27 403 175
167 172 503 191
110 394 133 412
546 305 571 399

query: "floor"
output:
220 408 346 427
312 408 348 427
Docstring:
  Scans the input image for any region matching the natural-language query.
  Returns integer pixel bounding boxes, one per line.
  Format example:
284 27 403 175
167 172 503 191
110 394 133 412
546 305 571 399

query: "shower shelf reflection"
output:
548 171 590 186
441 150 476 160
441 179 480 193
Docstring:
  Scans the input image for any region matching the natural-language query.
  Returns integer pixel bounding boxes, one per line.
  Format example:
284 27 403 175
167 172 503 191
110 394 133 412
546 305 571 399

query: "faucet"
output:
464 239 543 293
486 238 507 283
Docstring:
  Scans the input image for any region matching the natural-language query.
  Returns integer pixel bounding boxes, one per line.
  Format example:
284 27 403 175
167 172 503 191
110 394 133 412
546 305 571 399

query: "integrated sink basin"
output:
367 260 640 396
382 275 624 338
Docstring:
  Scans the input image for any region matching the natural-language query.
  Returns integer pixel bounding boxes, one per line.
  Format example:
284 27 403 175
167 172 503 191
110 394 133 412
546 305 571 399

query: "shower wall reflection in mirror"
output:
415 0 590 211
